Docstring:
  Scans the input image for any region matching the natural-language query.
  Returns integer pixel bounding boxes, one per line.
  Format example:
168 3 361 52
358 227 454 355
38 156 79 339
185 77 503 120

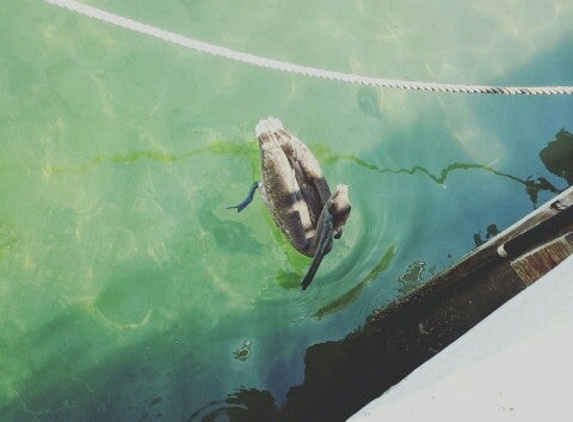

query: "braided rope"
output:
45 0 573 95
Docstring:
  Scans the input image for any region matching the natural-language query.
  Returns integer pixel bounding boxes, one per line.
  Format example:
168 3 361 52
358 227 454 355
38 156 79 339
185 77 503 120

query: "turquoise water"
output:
1 0 572 420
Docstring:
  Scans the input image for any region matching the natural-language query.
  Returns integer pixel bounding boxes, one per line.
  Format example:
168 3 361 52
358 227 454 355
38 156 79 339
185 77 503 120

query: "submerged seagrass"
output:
229 117 351 289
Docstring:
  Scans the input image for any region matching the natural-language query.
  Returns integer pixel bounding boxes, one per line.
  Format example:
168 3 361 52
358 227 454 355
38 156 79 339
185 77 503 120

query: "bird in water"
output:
228 117 351 289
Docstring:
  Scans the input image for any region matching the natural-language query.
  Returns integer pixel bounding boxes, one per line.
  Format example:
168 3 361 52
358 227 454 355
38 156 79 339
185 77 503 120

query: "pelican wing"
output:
260 135 312 254
301 208 334 290
273 130 331 226
289 135 332 206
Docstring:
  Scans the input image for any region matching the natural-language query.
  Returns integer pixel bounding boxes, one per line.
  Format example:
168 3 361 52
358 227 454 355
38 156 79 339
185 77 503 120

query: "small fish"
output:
228 117 351 289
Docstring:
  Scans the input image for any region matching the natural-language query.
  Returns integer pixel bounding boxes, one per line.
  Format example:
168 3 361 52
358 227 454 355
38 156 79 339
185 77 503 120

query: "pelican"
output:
228 117 351 289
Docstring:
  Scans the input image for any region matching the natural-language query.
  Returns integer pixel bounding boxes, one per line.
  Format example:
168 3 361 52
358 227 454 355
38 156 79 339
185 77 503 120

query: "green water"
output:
1 0 572 420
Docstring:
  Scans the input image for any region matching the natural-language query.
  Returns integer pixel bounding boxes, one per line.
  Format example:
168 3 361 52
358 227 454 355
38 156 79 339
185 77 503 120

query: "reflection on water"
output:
185 321 414 422
540 129 573 186
473 223 501 247
232 340 253 362
188 389 278 422
473 130 572 247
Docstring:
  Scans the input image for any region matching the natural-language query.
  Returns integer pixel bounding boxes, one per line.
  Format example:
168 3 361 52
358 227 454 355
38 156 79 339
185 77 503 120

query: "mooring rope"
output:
44 0 573 95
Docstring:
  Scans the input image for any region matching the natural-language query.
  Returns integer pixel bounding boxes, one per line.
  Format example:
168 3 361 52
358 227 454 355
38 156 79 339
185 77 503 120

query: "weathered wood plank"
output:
511 232 573 285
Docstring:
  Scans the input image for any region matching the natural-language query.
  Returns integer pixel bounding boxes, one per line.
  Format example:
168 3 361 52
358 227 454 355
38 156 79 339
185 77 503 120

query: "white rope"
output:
44 0 573 95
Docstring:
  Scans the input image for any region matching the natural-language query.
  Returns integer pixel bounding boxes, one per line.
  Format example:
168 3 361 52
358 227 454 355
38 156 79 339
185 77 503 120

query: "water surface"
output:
1 0 572 420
